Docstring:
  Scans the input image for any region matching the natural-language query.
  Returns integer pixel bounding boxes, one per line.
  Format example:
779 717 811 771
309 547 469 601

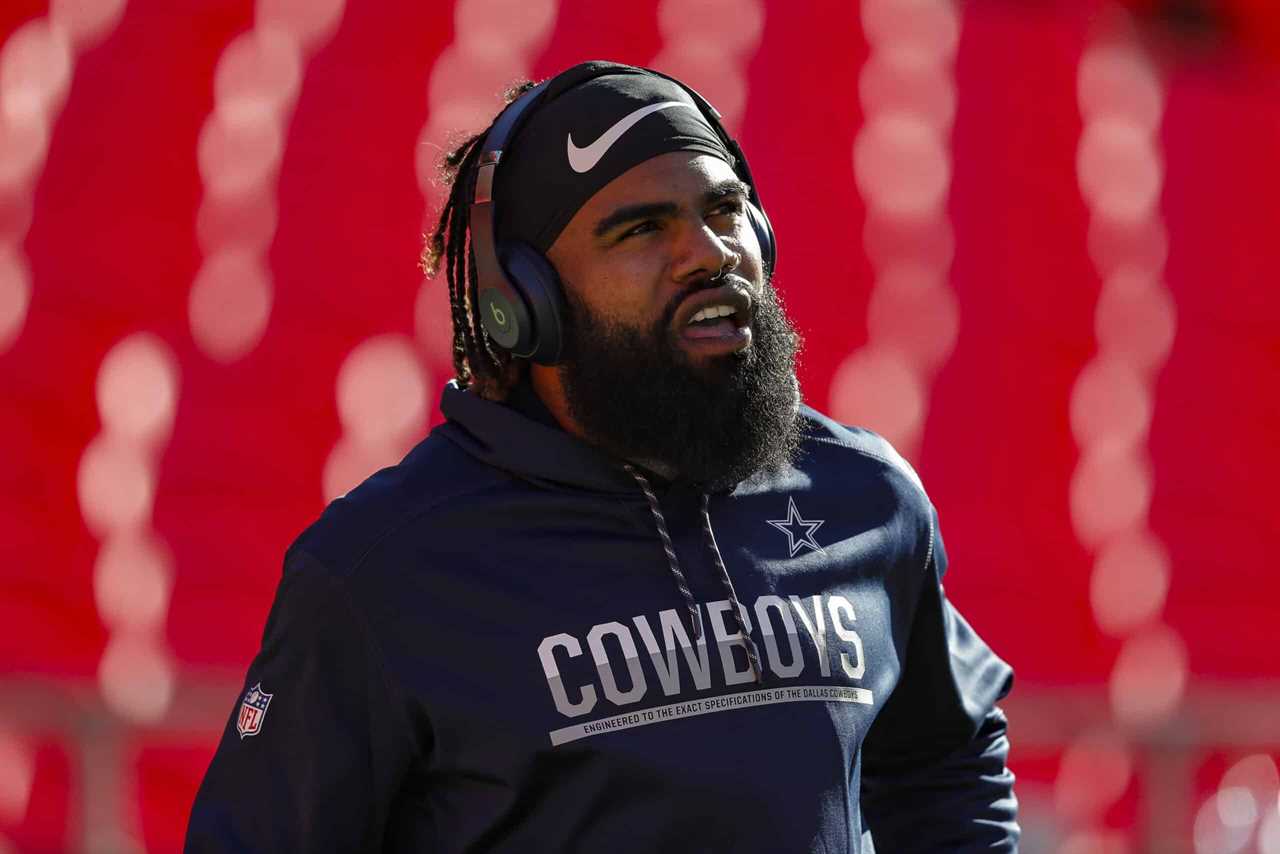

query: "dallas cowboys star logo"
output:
766 497 826 557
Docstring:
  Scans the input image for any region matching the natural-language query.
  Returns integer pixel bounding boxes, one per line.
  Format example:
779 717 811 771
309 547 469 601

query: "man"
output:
186 61 1018 852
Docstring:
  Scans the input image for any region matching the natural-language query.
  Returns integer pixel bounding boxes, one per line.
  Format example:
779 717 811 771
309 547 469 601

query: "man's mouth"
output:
674 283 754 354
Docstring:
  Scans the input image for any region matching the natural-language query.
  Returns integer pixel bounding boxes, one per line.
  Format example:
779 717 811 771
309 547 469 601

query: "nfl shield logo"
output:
236 683 273 739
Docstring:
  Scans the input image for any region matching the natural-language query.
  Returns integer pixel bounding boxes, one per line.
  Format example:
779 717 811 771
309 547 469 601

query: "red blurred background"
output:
1 0 1278 851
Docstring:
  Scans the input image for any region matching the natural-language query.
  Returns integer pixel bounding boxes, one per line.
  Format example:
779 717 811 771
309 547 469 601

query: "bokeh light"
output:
1077 119 1164 224
864 262 959 372
1069 442 1152 547
0 731 34 824
77 436 156 536
0 112 49 193
48 0 129 52
1078 42 1163 133
255 0 347 51
859 50 956 131
1109 625 1187 727
1054 730 1134 821
212 28 302 128
0 20 72 126
98 634 175 724
95 333 180 447
854 114 950 219
188 248 274 363
829 349 926 451
1069 357 1152 449
335 334 428 447
0 242 30 353
861 0 960 63
93 533 174 633
1094 269 1177 372
1090 531 1170 636
454 0 558 57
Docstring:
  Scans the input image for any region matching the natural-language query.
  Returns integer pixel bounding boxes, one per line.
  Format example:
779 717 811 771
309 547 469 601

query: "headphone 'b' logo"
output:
489 302 508 328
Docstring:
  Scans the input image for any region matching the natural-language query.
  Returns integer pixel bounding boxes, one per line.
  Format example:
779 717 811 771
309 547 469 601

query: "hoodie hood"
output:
436 380 641 495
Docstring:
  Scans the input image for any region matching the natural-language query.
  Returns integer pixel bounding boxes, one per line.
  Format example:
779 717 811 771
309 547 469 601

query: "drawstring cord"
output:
623 464 764 684
700 494 764 684
625 464 702 641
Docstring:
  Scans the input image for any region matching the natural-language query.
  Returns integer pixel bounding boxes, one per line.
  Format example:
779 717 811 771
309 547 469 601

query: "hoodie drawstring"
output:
699 494 764 684
624 464 764 684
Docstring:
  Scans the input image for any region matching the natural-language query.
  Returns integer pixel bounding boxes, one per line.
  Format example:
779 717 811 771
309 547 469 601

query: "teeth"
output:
687 304 736 325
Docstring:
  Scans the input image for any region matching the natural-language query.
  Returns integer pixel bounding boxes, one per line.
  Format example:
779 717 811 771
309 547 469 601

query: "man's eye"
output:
620 221 657 241
709 199 745 218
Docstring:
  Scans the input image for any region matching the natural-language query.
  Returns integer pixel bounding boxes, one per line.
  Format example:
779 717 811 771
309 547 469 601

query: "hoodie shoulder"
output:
798 405 926 496
289 427 507 579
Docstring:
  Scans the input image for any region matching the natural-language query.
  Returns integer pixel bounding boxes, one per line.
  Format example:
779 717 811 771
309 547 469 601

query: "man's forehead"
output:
584 153 741 213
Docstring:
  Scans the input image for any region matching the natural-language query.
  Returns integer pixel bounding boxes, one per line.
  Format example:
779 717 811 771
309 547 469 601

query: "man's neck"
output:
528 364 677 481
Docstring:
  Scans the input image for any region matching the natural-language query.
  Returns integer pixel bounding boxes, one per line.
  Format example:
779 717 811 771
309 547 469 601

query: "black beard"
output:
556 277 803 491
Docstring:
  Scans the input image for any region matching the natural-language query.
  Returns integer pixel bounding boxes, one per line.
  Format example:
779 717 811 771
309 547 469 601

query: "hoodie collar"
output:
437 380 642 495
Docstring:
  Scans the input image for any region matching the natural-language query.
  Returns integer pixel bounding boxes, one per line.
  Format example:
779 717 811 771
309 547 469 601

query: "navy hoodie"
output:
185 382 1019 852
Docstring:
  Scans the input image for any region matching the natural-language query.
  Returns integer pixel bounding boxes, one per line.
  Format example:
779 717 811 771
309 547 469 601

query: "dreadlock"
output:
421 79 539 401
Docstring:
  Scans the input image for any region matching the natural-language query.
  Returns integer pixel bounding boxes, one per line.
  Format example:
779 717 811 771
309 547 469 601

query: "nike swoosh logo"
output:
566 101 695 173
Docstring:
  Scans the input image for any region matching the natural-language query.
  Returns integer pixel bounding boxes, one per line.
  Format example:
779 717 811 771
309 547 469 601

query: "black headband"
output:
492 62 736 253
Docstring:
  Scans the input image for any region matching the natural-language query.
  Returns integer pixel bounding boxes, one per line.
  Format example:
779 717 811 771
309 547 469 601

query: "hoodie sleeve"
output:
859 517 1020 852
184 548 422 853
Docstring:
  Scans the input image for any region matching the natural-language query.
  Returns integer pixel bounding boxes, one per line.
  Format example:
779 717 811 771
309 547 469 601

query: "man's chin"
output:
559 284 801 488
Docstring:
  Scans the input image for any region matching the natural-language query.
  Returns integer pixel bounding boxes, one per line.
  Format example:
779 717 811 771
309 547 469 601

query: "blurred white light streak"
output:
1109 624 1187 727
1077 119 1164 223
97 632 175 724
95 332 180 446
77 436 156 536
93 533 174 633
839 0 958 460
80 331 180 723
861 0 959 63
1069 358 1152 450
0 242 30 353
1194 789 1254 854
652 0 762 134
0 5 127 354
1054 730 1134 821
413 0 559 396
1073 33 1181 737
0 732 34 824
1089 531 1170 636
854 113 951 219
0 20 72 126
49 0 129 51
189 247 274 363
830 349 926 451
1078 42 1163 133
190 0 345 363
336 335 429 446
1221 755 1280 804
1070 442 1152 547
864 263 959 373
1261 801 1280 854
324 337 430 501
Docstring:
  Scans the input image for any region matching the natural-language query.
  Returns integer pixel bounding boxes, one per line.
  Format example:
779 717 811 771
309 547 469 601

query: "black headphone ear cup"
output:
478 283 532 355
745 201 777 278
499 242 566 365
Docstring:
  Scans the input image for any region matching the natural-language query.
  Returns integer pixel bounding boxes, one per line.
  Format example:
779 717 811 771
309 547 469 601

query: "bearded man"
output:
185 61 1019 853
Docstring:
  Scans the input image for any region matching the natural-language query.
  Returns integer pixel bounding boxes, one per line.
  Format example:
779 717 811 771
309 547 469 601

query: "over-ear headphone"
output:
469 65 777 365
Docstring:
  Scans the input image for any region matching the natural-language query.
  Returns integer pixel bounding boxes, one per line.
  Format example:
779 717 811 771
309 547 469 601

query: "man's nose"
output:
672 219 739 285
